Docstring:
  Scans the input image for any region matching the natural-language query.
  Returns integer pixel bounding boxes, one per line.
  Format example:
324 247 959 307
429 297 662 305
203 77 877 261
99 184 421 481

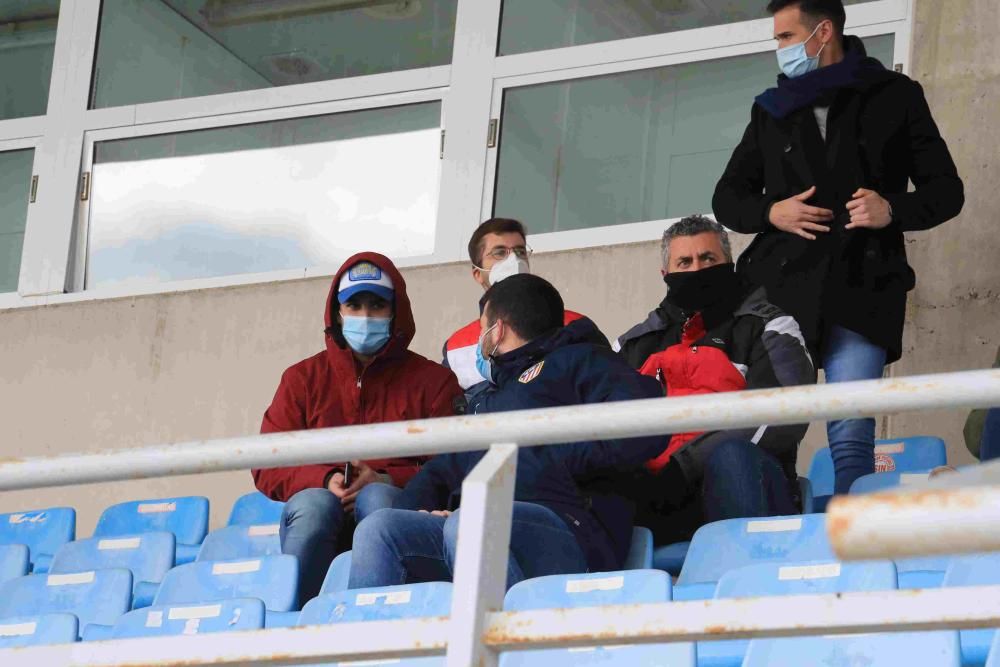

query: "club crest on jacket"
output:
519 361 545 384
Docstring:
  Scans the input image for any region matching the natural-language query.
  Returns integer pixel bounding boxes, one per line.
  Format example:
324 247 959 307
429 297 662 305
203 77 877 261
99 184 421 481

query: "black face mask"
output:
664 263 740 312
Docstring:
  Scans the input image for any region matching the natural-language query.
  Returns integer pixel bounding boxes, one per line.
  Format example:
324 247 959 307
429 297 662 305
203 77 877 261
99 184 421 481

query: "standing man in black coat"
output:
713 0 963 502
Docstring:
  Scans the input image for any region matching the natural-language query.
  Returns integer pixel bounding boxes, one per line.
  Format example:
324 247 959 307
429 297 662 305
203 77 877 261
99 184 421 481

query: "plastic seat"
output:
95 496 208 565
0 507 76 574
154 555 299 628
850 469 933 495
0 569 132 638
0 613 79 648
111 598 266 638
300 582 452 625
672 514 834 601
500 570 692 666
321 550 353 595
653 541 690 577
699 560 898 667
50 532 175 610
897 555 951 589
228 492 285 526
985 631 1000 667
624 527 654 570
744 631 961 667
943 553 1000 666
197 525 281 561
0 544 29 584
808 436 947 505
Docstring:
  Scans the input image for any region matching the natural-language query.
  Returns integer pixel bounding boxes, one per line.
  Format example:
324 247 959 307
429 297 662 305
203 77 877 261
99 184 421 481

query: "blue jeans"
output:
982 408 1000 462
822 325 888 495
348 502 588 591
280 483 399 606
701 440 797 524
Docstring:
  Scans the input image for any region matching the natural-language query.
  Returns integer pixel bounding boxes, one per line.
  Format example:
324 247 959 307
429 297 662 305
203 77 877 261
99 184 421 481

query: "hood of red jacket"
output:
325 252 416 365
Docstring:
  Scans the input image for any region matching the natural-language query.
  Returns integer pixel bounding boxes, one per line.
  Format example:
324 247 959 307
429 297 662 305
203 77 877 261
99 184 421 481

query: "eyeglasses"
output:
485 245 533 262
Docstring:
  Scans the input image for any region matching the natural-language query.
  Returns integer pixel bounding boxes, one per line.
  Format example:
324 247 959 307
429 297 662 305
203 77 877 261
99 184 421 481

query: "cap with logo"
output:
338 261 394 304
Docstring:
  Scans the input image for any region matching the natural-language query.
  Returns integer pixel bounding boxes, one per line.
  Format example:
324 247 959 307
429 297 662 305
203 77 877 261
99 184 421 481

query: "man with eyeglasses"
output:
442 218 583 398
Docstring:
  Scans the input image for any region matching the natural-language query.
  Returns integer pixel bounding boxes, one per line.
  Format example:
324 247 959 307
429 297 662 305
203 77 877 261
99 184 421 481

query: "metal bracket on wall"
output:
440 130 446 159
29 176 39 204
894 63 904 73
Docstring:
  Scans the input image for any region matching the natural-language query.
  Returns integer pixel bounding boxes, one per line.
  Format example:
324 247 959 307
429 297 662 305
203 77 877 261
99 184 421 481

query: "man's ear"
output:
660 268 668 278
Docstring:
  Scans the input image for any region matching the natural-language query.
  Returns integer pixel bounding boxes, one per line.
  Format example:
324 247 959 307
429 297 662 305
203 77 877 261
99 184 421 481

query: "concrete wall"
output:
0 0 997 536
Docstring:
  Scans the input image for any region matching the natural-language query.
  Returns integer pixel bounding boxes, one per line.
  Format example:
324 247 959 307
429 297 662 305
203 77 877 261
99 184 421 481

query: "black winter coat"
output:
712 37 964 363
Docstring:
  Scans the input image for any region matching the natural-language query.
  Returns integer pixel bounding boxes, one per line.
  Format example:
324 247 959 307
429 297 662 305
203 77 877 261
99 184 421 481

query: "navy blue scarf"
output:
756 36 887 119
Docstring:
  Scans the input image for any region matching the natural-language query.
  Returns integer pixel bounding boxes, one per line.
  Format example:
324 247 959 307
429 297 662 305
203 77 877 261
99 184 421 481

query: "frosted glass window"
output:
0 149 33 293
86 102 441 288
500 0 871 56
494 35 893 233
0 1 60 119
91 0 457 108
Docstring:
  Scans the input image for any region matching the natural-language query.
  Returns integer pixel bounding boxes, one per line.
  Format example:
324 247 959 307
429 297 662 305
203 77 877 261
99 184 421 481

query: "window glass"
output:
90 0 457 108
493 35 893 234
0 1 60 119
0 149 34 293
87 102 441 288
500 0 872 55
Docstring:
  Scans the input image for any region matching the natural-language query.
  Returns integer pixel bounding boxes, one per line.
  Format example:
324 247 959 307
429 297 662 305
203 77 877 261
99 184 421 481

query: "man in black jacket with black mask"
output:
713 0 963 503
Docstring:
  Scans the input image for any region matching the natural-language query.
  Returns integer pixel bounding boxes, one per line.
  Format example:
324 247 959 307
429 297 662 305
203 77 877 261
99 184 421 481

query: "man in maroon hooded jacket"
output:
252 252 463 605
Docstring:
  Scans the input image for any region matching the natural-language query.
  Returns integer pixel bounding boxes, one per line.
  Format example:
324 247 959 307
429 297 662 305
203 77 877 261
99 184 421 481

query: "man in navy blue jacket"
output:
348 274 665 590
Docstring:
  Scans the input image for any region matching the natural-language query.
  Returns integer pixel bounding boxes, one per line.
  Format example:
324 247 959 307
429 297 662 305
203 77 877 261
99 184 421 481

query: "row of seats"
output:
3 557 997 667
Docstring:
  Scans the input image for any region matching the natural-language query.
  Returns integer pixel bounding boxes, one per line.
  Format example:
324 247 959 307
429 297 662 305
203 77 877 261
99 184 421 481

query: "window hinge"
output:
80 171 91 201
487 118 499 148
440 129 446 159
29 175 39 203
894 63 904 73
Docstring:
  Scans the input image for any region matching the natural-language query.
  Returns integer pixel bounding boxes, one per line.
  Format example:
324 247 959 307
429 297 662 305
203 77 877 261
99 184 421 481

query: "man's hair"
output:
661 215 733 267
480 274 563 343
468 218 527 266
767 0 846 35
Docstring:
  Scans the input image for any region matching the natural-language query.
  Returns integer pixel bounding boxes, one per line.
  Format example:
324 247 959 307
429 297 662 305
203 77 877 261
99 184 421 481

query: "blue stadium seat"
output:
985 631 1000 667
699 560 898 667
896 556 951 589
0 569 132 638
94 497 209 565
808 436 947 507
743 631 961 667
0 507 76 574
0 544 29 584
501 570 689 666
110 598 265 638
321 550 353 595
624 527 654 570
0 613 79 648
228 492 285 526
49 532 175 610
300 582 452 625
154 555 299 628
943 553 1000 666
653 541 690 577
197 525 281 561
672 514 834 601
850 470 933 495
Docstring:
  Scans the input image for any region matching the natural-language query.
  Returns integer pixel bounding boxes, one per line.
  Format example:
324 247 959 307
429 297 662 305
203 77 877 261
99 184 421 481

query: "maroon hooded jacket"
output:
252 252 464 501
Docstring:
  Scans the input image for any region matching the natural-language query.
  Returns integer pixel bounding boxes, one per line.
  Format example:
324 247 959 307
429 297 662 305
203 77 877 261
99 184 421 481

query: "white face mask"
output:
487 253 530 285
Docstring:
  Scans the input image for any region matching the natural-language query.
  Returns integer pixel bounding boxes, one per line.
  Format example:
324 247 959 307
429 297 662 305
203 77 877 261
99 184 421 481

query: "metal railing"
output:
1 368 999 666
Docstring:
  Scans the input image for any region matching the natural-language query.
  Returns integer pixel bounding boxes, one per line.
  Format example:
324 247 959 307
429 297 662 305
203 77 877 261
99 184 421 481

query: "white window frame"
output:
0 0 913 309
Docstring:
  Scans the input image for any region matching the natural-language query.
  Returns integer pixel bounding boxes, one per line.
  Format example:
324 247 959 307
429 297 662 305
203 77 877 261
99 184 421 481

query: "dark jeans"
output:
822 325 888 495
348 502 588 591
638 439 798 545
982 408 1000 462
280 484 399 607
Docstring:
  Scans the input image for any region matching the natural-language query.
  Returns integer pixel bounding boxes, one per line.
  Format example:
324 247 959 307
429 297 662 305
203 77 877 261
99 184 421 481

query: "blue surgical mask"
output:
476 322 499 384
341 316 392 355
776 22 827 79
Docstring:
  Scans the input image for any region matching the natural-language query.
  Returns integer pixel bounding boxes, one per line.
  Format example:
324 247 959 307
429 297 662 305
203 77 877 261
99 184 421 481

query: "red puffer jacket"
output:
252 252 464 502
